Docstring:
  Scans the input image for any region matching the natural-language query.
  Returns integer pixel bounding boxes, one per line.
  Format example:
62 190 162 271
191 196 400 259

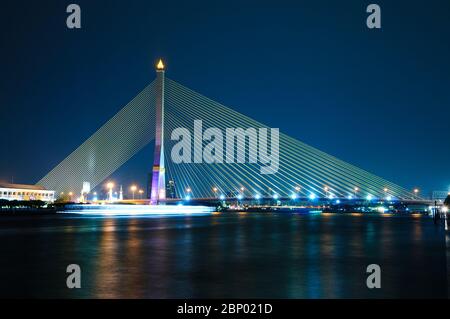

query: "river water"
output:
0 212 447 298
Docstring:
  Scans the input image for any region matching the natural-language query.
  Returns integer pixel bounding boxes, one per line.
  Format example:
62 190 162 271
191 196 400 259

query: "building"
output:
0 183 55 202
166 179 177 199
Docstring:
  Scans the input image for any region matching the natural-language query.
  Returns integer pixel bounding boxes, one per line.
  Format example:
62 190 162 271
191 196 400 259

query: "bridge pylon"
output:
150 59 166 204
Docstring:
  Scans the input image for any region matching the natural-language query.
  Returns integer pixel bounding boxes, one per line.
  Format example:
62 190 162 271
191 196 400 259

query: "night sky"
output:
1 0 449 195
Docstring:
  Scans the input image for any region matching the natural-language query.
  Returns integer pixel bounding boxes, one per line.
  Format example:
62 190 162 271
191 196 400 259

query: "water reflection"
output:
95 219 119 298
0 213 447 298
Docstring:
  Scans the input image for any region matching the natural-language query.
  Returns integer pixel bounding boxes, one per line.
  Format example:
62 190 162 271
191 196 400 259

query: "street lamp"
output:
213 187 218 197
138 189 144 199
413 188 419 198
354 187 359 198
106 182 114 201
130 185 137 200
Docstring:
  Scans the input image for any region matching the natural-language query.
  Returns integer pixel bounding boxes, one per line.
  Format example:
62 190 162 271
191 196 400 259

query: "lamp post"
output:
414 188 419 198
106 182 114 201
354 187 359 198
138 189 144 199
130 185 137 200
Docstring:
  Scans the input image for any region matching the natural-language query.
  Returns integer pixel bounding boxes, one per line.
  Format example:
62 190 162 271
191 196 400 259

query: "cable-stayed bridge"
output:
38 60 420 203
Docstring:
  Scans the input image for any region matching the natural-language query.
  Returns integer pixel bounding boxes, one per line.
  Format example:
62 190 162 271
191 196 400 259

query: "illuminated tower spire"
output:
150 59 166 204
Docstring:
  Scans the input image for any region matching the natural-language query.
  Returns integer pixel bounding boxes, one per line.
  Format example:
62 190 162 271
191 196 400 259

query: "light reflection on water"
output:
0 212 447 298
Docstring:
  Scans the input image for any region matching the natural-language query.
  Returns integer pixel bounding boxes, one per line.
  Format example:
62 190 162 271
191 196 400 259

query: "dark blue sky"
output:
1 0 449 195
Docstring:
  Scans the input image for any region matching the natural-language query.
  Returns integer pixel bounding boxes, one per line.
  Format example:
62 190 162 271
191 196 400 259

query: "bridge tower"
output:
150 59 166 204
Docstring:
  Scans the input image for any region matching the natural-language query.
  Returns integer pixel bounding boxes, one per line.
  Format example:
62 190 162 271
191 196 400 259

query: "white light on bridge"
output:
366 194 373 201
377 206 387 213
255 194 261 200
273 194 279 200
309 193 316 200
219 194 225 200
290 193 297 200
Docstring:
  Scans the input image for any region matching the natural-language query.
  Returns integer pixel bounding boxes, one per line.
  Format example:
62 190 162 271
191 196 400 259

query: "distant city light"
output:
347 195 353 200
335 199 341 204
377 206 387 213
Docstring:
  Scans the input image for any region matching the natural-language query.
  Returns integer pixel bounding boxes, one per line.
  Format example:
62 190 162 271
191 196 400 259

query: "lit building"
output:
166 179 177 199
0 183 55 202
